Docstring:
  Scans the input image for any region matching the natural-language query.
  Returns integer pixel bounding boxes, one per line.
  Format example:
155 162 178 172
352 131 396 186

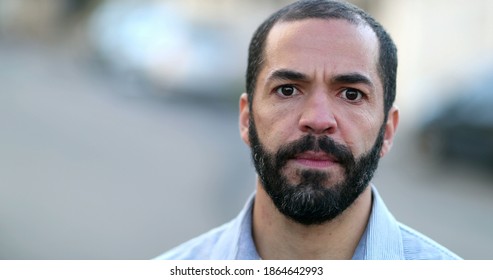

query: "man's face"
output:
239 19 397 225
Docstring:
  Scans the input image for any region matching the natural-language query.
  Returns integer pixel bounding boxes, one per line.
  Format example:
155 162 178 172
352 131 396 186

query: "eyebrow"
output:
331 73 375 90
266 69 309 83
266 69 375 90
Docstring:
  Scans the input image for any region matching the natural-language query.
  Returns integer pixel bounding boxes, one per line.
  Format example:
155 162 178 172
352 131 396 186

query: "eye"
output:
341 88 363 101
275 85 299 97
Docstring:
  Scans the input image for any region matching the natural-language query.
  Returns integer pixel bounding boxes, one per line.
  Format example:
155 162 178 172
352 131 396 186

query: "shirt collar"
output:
235 195 261 260
222 185 404 260
208 192 259 259
361 186 404 259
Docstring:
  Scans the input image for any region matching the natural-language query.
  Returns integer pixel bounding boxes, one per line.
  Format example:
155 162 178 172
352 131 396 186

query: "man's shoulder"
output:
155 193 257 260
154 222 232 260
398 223 462 260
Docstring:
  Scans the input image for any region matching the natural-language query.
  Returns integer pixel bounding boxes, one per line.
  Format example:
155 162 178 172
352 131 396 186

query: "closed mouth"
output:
292 151 339 168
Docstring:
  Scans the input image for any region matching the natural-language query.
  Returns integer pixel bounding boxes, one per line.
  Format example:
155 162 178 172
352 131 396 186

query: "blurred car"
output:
420 70 493 169
87 0 244 99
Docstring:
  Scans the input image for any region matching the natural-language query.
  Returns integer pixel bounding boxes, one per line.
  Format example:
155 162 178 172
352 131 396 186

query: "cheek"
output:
252 104 297 150
364 123 383 152
339 110 383 155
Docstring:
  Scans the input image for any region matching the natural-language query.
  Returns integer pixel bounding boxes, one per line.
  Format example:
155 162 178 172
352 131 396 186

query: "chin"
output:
286 169 345 188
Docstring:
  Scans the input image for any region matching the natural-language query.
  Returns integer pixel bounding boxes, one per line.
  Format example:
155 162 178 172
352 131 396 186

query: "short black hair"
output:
245 0 397 118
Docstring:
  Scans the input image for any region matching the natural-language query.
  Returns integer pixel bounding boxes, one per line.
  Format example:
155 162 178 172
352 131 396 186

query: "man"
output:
157 0 461 260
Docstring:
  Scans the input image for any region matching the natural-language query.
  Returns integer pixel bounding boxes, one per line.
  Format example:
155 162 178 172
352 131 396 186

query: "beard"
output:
249 116 385 226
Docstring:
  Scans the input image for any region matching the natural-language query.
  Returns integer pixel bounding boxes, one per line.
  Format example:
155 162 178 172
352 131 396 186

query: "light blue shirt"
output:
156 186 461 260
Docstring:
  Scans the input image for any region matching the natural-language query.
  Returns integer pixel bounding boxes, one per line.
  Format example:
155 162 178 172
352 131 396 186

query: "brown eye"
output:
342 88 363 101
276 85 298 97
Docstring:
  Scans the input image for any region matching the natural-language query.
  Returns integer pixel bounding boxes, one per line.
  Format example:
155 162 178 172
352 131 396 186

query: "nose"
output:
298 90 338 135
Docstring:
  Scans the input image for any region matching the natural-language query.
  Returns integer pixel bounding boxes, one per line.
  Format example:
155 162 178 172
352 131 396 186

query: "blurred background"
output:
1 0 492 259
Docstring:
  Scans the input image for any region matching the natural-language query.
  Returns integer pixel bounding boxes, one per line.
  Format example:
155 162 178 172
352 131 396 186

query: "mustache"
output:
275 134 355 168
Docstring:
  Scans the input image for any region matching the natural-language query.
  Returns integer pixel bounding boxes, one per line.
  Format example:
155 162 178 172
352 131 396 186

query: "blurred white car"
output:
88 0 244 99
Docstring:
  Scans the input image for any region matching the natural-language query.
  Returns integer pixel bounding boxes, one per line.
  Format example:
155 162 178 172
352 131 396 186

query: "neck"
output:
252 181 372 260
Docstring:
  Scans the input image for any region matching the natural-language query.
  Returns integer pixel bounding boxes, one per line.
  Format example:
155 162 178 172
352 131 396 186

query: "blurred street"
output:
1 39 492 260
1 0 493 260
0 39 255 259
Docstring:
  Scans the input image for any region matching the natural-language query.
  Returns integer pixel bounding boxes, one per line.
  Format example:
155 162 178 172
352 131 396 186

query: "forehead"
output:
260 18 381 90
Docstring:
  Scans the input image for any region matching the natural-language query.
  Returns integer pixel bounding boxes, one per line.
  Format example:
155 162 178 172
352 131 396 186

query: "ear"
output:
239 93 251 146
380 105 399 157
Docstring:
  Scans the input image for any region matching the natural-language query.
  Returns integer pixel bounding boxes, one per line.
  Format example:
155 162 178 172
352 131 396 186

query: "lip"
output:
292 151 338 169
